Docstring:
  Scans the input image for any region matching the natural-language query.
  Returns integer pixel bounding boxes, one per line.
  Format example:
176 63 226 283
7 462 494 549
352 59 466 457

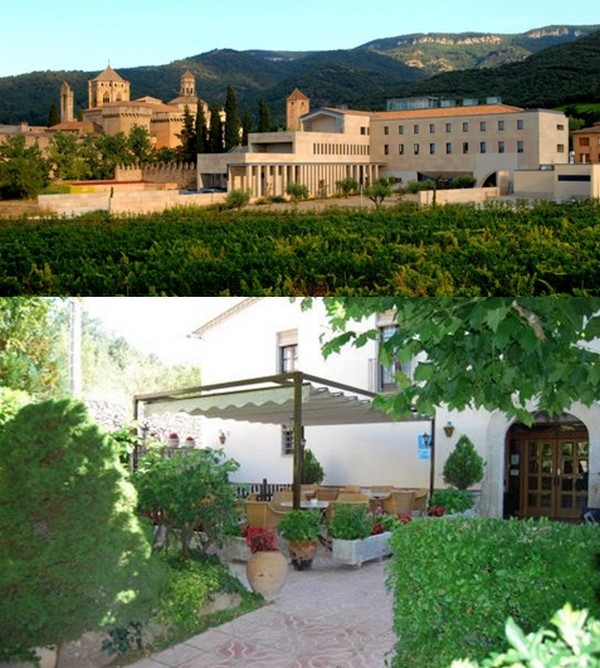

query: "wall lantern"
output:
443 421 455 438
219 430 227 445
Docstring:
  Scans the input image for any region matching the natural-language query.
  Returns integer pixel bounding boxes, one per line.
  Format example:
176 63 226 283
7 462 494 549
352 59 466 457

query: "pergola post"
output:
292 371 303 509
429 415 436 499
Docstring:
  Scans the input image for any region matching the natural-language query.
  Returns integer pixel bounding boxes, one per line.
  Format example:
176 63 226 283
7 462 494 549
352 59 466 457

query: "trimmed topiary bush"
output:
387 517 600 668
0 398 163 663
443 435 485 490
302 447 324 485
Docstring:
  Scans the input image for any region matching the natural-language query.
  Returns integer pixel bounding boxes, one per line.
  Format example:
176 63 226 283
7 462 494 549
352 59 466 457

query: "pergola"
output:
134 371 432 508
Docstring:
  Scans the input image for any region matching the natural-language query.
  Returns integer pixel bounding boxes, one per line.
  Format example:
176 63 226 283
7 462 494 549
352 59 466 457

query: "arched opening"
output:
504 412 589 521
481 172 497 187
103 92 110 104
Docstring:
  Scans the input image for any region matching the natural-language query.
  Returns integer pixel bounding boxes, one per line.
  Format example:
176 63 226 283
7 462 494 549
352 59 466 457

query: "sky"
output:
2 0 600 78
82 297 245 365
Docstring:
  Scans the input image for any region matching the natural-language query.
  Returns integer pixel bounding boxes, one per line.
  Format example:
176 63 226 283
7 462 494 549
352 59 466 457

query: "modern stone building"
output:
197 92 569 197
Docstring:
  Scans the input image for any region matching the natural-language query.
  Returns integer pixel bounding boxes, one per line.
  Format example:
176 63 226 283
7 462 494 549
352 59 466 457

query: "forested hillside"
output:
0 24 597 127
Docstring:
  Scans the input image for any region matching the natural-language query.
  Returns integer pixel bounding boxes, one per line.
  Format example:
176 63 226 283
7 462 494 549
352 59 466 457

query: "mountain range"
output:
0 24 599 128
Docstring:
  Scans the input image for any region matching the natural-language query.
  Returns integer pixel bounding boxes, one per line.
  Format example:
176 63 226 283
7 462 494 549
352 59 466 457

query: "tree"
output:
0 399 161 662
302 448 324 484
240 106 252 146
224 189 251 209
257 98 271 133
133 447 239 556
365 177 393 208
0 298 61 396
286 182 309 204
195 99 208 154
208 101 223 153
47 102 60 128
318 297 600 425
176 105 197 163
224 85 241 152
0 134 49 199
443 435 485 489
127 124 156 164
48 131 90 180
335 177 359 198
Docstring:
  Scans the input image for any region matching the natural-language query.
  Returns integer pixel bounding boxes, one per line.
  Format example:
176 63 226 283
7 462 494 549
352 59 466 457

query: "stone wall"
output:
416 187 500 206
114 162 196 189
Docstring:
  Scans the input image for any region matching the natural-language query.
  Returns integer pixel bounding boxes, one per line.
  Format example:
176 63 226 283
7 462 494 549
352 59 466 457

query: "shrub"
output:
451 604 600 667
428 488 474 514
224 189 250 209
443 435 485 489
452 175 477 189
286 182 309 203
0 399 162 661
387 518 600 668
133 447 240 556
407 179 436 193
328 504 374 539
302 447 324 484
278 509 320 542
335 177 359 198
365 177 393 208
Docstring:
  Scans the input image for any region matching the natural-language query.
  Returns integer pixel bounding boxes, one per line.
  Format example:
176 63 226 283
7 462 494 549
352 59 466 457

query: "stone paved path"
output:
125 544 395 668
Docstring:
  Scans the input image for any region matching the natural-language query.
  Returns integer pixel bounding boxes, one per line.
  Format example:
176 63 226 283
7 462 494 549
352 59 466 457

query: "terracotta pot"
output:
245 550 289 601
288 539 316 571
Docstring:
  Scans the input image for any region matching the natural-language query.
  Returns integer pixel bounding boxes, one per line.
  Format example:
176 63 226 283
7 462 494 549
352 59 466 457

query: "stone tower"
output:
60 81 74 123
286 89 310 131
180 70 196 98
88 65 130 109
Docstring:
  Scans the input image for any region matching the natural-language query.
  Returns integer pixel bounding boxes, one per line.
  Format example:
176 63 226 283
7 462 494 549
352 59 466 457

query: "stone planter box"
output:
331 531 392 567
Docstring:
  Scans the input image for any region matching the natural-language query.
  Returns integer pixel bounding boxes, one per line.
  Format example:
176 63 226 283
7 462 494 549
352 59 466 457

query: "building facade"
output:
141 297 600 522
197 92 569 197
571 122 600 164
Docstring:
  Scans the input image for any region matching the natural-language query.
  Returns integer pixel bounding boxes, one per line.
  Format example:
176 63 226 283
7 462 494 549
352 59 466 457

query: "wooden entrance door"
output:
506 425 588 521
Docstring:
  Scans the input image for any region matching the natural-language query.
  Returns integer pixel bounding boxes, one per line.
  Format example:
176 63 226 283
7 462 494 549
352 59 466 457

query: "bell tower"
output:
286 89 310 131
60 81 74 123
180 70 196 98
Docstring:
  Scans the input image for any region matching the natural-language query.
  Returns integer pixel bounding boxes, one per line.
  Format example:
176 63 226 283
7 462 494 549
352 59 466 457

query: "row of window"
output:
577 137 600 147
383 119 529 136
313 143 370 156
384 140 537 155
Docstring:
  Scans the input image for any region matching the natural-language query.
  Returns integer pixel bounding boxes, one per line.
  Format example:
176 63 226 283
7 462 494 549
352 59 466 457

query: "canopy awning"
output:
140 380 400 426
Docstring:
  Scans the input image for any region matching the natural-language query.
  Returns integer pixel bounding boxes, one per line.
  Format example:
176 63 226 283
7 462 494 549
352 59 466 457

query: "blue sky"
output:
2 0 599 77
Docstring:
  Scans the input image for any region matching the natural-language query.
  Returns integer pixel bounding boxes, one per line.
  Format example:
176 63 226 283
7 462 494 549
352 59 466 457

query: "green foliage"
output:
336 177 359 198
407 179 436 193
278 509 320 542
2 202 600 296
224 86 241 151
0 297 61 396
0 134 50 199
127 125 156 164
176 106 197 164
320 296 600 423
428 488 474 514
224 189 251 209
257 98 271 133
48 131 90 180
443 435 485 489
328 504 374 539
452 604 600 667
157 552 252 634
0 398 162 658
365 177 393 208
286 182 309 203
0 386 31 431
208 101 223 153
301 447 324 484
240 106 252 146
133 448 239 556
47 102 60 127
387 518 600 668
453 175 477 189
195 100 208 154
101 621 143 657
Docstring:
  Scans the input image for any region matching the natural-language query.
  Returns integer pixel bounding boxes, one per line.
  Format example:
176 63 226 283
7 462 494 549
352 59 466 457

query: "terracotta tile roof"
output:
372 104 523 120
320 107 374 117
572 123 600 135
288 88 310 101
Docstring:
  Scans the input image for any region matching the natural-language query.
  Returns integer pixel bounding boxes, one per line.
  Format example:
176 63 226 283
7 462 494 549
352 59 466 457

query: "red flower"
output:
428 505 446 517
371 522 384 535
397 513 412 524
242 525 278 553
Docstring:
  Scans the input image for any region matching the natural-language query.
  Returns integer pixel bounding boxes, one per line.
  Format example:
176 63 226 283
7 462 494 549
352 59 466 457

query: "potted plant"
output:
428 488 474 516
242 526 288 601
278 510 320 570
328 504 392 567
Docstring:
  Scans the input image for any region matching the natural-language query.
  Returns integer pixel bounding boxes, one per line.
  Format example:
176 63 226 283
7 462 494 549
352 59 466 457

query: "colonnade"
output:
228 162 381 198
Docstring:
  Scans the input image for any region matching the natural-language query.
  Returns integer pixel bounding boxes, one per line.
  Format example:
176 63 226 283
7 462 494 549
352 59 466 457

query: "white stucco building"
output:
138 297 599 521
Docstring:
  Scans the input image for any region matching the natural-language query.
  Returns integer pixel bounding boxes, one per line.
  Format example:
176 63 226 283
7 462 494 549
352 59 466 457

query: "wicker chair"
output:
341 484 361 493
270 489 293 512
327 493 370 521
244 499 288 530
382 490 416 515
411 489 429 516
315 486 339 501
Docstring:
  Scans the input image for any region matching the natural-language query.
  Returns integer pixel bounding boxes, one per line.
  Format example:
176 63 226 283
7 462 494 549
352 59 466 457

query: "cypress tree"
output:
47 103 60 127
176 105 197 163
208 101 223 153
241 106 252 146
195 99 208 154
224 85 240 151
258 99 271 133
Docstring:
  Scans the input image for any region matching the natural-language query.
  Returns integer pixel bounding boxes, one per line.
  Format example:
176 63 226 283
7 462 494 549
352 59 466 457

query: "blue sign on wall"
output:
417 433 431 460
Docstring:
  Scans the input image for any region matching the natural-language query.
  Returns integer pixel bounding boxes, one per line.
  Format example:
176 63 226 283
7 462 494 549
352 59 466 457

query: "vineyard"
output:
1 201 599 296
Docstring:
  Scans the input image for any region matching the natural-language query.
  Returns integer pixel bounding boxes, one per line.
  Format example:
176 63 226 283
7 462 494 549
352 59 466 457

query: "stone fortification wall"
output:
114 162 196 189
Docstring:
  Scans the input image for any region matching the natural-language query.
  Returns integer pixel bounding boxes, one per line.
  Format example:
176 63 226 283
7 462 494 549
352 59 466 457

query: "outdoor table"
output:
281 500 329 510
